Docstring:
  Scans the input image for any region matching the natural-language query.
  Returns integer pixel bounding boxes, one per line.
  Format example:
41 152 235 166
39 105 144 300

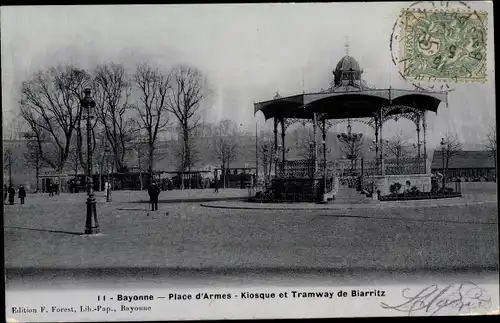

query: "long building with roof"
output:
431 150 496 182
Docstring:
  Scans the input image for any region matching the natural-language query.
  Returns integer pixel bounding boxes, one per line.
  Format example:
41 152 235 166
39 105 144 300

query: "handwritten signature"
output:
380 282 492 316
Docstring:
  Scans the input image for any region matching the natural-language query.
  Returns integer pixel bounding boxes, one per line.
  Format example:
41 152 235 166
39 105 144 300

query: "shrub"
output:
389 182 402 194
367 181 377 194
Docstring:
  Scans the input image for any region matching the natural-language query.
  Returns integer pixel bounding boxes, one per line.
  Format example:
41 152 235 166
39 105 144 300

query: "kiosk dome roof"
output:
334 55 361 73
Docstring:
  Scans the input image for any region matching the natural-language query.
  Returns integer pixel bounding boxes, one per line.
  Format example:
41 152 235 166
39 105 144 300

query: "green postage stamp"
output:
399 9 487 82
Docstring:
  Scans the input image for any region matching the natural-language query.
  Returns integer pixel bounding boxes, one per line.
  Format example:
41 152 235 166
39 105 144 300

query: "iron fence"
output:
385 157 426 175
360 157 426 176
276 160 314 178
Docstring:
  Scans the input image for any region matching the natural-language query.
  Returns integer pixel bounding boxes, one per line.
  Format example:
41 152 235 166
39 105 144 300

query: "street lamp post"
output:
81 88 99 235
440 138 446 189
322 139 327 202
336 121 363 176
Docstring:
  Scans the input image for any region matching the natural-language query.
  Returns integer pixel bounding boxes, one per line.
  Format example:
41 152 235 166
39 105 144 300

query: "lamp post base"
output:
84 196 99 234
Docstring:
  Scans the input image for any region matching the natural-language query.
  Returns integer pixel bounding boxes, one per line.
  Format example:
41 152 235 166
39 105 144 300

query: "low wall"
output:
373 174 431 195
270 178 322 201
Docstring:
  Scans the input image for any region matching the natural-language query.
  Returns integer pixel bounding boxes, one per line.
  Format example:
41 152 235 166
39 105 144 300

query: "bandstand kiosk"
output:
253 52 448 202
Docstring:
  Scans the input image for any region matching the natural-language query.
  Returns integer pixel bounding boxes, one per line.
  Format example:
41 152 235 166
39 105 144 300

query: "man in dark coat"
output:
148 181 161 211
48 183 53 197
8 185 15 205
18 185 26 204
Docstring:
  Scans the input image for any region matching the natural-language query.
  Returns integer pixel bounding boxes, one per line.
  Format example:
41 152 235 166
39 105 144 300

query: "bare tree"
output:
384 130 411 165
485 125 497 176
132 63 171 182
93 63 135 173
337 133 364 171
4 115 28 140
441 131 463 175
19 65 91 190
214 119 239 173
92 129 109 191
167 66 205 186
3 148 18 186
23 132 46 192
257 132 276 188
198 120 215 138
129 139 148 190
3 117 27 187
295 127 330 161
174 134 200 170
67 145 81 178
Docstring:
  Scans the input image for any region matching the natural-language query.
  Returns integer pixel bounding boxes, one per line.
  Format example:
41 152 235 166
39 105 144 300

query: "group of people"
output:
47 182 60 196
3 184 26 205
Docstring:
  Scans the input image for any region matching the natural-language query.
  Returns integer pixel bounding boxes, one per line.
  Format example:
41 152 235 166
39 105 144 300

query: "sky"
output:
1 2 496 149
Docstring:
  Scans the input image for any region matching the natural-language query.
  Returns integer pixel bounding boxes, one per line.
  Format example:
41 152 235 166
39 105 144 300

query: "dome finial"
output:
344 36 349 56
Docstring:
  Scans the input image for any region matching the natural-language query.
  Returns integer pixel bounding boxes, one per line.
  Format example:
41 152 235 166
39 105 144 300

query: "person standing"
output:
104 181 109 200
8 185 15 205
3 184 7 204
214 171 219 193
48 182 53 197
148 181 160 211
18 185 26 204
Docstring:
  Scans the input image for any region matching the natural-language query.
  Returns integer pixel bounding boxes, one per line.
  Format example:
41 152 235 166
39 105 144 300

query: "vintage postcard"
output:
2 2 498 321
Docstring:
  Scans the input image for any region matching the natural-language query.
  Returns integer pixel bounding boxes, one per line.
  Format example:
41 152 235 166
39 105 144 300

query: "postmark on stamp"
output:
397 9 487 83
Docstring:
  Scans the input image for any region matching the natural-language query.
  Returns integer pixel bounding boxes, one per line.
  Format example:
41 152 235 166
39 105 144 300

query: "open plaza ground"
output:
4 183 498 278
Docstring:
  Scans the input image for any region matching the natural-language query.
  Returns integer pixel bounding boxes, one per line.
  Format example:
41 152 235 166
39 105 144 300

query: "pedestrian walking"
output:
18 185 26 204
214 172 219 193
8 185 15 205
3 184 7 204
148 181 161 211
48 183 53 197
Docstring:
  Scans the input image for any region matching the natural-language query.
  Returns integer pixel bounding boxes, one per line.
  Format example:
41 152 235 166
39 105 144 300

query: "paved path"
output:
24 188 249 204
4 190 498 272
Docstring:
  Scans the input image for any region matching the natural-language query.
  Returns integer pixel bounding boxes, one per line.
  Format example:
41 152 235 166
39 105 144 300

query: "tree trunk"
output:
221 166 224 189
58 168 63 193
35 155 40 192
148 142 154 184
99 162 104 191
493 151 497 179
183 126 189 189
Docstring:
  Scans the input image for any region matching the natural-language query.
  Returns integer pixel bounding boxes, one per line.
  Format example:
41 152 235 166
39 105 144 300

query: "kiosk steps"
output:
334 186 373 204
